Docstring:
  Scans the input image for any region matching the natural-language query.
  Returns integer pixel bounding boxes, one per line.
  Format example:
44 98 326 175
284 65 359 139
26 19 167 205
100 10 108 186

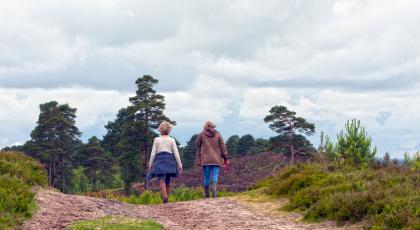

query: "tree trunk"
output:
93 165 97 191
289 127 295 164
143 110 149 189
290 144 295 164
143 143 149 189
61 143 66 193
49 152 52 186
52 153 56 187
61 155 65 192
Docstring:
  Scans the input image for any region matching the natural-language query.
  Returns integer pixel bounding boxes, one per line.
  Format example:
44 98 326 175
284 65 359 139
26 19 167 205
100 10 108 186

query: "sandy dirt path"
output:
23 189 356 230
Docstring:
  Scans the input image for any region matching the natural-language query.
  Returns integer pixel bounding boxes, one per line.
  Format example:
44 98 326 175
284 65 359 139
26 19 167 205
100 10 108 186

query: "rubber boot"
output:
210 183 218 198
204 186 210 198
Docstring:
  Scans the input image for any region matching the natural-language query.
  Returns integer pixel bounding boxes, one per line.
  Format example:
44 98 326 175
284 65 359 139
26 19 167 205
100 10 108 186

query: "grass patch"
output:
66 216 163 230
234 188 277 203
0 151 48 229
254 163 420 229
95 186 234 205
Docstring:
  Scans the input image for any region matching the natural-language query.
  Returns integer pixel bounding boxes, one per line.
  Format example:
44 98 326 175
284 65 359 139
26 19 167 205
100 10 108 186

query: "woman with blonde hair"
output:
147 121 182 203
195 121 229 198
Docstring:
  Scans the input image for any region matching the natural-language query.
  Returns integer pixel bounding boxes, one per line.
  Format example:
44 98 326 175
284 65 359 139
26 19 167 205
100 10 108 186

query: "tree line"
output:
2 74 381 195
3 75 173 194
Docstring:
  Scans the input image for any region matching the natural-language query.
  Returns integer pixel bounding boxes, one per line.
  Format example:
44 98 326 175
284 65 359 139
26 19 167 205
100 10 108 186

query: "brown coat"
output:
195 128 228 166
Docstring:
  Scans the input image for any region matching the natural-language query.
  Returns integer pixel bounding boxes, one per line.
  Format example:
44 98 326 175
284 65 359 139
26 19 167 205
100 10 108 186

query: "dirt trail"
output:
23 188 355 230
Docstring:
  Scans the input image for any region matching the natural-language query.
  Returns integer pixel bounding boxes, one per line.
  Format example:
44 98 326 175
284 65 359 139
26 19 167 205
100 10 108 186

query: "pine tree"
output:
128 75 174 185
116 112 148 193
82 136 114 191
264 105 315 163
226 135 240 157
335 119 376 166
29 101 81 192
103 75 173 194
182 134 198 169
237 134 255 156
248 138 269 155
71 166 90 193
318 132 335 161
102 109 128 156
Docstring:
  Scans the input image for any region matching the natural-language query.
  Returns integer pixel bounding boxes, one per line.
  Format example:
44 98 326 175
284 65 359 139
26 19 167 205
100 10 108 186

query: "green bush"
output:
0 151 47 186
256 163 420 229
0 151 48 229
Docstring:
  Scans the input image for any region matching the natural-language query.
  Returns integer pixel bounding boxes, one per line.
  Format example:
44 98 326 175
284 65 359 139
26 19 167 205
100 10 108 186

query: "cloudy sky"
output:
1 0 420 158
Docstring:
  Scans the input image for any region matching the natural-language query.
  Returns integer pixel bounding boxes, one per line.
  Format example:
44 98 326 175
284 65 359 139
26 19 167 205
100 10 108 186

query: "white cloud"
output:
2 1 420 89
0 87 130 146
0 1 88 74
0 0 420 157
163 75 241 127
238 86 420 158
239 88 292 119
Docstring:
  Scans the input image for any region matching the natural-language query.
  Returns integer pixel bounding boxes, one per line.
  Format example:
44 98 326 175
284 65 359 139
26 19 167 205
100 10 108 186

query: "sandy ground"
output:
23 188 360 230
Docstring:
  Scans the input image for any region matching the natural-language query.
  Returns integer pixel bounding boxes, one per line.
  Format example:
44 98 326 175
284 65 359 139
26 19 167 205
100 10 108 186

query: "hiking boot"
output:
204 186 210 198
166 185 171 196
163 197 168 203
210 183 218 198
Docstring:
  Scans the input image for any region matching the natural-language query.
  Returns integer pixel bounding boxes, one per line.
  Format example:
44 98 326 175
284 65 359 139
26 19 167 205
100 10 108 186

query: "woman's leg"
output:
158 178 168 203
210 166 220 198
202 166 211 198
165 175 171 196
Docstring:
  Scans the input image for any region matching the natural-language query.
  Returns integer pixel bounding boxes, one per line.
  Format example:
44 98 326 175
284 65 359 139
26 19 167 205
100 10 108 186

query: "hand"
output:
223 160 230 173
148 165 152 172
178 167 183 175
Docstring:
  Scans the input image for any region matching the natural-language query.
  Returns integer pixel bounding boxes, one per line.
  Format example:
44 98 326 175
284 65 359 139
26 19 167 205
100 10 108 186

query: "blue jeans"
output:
202 165 220 187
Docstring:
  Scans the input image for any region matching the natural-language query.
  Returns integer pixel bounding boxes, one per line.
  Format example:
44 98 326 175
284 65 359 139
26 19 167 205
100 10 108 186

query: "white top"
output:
149 136 182 168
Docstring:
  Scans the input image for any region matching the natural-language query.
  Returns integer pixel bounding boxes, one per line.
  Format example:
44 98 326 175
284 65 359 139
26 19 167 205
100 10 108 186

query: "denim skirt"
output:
146 151 178 182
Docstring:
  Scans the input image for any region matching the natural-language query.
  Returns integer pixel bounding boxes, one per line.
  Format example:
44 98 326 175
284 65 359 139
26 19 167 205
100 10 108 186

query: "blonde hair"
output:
203 121 216 129
158 121 172 135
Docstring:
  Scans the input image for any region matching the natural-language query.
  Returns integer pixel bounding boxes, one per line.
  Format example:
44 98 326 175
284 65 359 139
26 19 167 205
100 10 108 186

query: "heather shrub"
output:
0 151 47 186
0 151 47 229
256 163 420 229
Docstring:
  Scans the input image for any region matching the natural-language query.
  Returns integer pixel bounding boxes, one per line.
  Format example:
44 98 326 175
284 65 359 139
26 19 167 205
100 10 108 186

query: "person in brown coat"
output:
195 121 229 198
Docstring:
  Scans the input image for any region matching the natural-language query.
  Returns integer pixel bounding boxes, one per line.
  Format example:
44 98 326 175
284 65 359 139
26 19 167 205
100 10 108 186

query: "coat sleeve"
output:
218 135 228 162
195 134 202 166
